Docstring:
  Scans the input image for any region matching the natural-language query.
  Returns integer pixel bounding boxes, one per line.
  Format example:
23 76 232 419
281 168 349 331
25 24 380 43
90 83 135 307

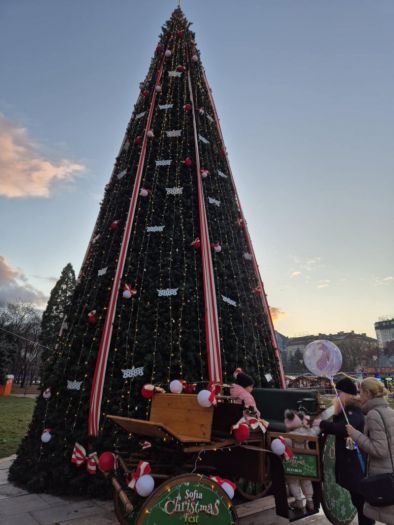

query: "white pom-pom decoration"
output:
169 380 183 394
191 54 198 62
271 438 286 456
221 481 235 500
135 474 155 497
140 188 149 197
43 388 51 400
197 389 212 408
41 430 52 443
165 49 172 58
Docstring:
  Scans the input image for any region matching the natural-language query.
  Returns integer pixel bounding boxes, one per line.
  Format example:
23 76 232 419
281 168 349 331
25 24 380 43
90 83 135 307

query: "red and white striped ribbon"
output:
201 68 286 389
88 60 165 437
187 69 222 385
128 460 151 489
71 442 97 474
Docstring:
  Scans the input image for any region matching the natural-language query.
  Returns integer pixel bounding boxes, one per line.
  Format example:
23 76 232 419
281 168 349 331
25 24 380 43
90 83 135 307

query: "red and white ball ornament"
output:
123 284 137 299
87 310 97 324
136 474 155 497
183 103 192 112
176 64 186 73
169 379 183 394
42 387 51 400
183 157 193 167
271 438 286 456
197 389 213 408
110 220 120 231
41 428 52 443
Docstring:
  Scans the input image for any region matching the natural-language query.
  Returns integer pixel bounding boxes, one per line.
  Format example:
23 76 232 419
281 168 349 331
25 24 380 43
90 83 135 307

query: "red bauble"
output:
98 452 115 472
177 30 184 39
233 423 250 442
141 384 155 399
134 136 142 145
176 65 186 73
183 103 192 112
219 147 226 157
110 220 119 231
142 90 149 98
88 310 97 324
191 238 201 249
184 157 192 167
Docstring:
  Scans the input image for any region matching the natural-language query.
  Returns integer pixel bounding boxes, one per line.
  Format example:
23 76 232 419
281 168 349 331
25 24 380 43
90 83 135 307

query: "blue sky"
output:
0 0 393 337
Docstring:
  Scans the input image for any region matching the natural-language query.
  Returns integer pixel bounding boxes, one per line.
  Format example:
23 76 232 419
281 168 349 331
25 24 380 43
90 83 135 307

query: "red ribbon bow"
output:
277 436 294 461
71 442 97 475
128 460 151 489
208 384 221 406
209 476 237 490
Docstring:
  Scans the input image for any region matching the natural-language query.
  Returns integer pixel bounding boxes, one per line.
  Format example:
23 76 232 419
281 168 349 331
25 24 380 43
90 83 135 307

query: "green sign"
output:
321 435 357 525
283 453 318 478
135 474 237 525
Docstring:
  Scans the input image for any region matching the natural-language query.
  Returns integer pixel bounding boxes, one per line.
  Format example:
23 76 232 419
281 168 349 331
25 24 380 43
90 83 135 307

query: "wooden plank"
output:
235 496 276 518
150 393 213 441
183 439 236 454
107 415 168 438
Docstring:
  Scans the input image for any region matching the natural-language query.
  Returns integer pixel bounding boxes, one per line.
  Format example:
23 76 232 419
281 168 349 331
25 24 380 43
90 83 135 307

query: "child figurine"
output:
284 409 320 512
230 368 260 418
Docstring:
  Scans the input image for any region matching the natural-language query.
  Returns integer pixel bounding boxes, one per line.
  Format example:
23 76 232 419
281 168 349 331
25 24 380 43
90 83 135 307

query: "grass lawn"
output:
0 396 35 459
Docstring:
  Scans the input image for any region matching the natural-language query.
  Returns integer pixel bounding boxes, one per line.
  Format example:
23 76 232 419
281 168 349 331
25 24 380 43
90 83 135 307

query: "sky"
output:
0 0 393 338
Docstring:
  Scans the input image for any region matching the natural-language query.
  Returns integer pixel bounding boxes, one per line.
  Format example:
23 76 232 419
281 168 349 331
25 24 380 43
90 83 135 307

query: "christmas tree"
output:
39 263 76 370
10 7 284 495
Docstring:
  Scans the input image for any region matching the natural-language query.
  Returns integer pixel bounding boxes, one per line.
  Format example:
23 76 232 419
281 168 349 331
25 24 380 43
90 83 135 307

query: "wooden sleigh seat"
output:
108 393 214 444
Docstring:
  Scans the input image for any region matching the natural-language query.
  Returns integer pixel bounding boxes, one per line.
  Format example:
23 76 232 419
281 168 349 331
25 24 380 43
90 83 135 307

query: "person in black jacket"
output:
320 377 374 525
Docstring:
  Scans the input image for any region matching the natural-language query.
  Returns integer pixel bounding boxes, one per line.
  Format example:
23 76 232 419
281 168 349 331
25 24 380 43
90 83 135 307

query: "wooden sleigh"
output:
106 389 357 525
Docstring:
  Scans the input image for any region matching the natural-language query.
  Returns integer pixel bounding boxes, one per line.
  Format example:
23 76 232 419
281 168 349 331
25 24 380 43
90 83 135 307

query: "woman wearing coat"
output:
347 378 394 525
319 378 373 525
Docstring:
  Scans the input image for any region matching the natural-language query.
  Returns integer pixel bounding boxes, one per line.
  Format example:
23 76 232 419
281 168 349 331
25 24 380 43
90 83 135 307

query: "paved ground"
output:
0 455 354 525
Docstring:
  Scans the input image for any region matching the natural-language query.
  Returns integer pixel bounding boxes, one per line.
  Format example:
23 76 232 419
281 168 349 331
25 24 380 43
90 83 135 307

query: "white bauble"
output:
147 130 154 138
169 380 183 394
197 389 212 407
41 431 52 443
164 50 172 58
123 290 132 299
191 54 198 62
155 85 162 92
136 474 155 497
140 188 149 197
271 438 285 456
43 388 51 400
221 482 235 499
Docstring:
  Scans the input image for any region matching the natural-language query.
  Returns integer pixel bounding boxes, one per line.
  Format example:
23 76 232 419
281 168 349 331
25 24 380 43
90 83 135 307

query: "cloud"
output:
290 271 302 278
270 307 286 322
0 114 84 198
317 279 330 289
383 276 394 282
0 256 48 306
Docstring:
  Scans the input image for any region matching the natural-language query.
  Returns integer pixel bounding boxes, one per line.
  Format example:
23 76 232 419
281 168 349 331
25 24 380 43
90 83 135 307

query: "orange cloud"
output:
0 114 84 198
270 306 286 322
0 255 47 306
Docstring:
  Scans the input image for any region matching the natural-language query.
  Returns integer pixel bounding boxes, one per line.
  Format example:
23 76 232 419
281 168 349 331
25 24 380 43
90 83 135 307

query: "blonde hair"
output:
361 377 389 399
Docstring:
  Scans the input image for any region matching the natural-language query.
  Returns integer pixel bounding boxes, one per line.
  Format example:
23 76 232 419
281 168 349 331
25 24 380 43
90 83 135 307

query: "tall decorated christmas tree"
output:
10 7 285 495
